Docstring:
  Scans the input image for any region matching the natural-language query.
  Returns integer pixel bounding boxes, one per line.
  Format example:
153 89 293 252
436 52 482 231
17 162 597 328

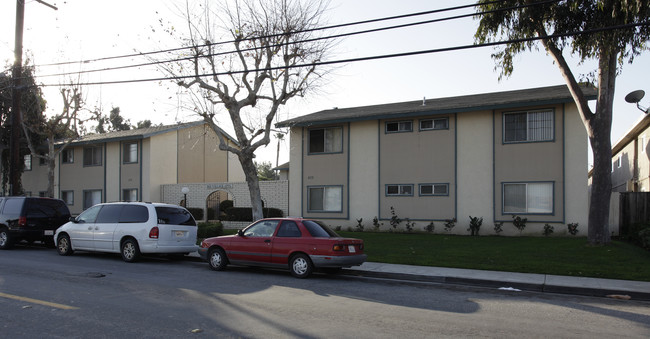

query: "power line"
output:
33 0 513 69
33 0 561 80
39 21 649 88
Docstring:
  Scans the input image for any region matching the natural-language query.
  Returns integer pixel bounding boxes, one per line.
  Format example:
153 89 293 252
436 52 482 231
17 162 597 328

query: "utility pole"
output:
8 0 57 196
9 0 25 196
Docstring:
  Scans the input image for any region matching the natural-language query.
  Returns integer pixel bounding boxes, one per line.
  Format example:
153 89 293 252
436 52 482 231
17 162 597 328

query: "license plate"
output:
175 231 185 238
348 245 356 253
44 230 53 236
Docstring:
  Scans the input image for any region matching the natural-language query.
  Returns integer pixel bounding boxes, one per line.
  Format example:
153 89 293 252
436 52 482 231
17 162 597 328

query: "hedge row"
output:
221 207 284 221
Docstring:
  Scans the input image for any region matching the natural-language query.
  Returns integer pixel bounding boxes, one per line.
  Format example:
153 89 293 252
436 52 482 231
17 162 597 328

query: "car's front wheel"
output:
56 234 74 256
0 228 12 250
208 248 228 271
289 253 313 278
121 239 141 263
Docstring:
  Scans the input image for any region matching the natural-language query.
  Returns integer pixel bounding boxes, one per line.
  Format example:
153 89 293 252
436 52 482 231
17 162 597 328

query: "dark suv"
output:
0 197 71 249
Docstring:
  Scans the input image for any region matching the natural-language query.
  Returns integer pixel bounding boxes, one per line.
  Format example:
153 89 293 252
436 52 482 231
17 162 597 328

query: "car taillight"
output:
18 216 27 227
333 244 344 251
149 226 159 239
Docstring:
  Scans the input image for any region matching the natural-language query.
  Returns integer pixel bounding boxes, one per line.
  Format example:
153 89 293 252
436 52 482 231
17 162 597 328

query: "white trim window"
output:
61 191 74 205
308 186 342 212
503 182 553 214
420 118 448 131
386 184 413 196
123 189 138 202
123 142 138 164
83 190 102 210
309 127 343 154
419 183 448 196
386 121 413 133
62 149 74 164
504 109 554 143
24 154 32 171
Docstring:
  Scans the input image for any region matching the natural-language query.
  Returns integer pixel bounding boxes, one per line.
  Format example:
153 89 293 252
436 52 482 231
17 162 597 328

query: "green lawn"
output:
338 232 650 281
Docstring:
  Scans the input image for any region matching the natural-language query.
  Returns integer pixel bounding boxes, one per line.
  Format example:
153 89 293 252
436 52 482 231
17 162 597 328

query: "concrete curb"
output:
341 268 650 301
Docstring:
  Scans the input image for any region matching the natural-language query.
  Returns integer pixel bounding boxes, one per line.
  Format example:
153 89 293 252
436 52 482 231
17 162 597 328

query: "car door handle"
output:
88 226 93 230
264 240 271 243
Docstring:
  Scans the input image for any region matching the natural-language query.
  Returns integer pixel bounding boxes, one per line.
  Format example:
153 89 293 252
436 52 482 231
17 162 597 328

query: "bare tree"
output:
159 0 334 221
21 84 93 198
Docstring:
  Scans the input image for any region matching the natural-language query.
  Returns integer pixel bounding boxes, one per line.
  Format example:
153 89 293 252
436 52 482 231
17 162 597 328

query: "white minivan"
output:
54 202 198 262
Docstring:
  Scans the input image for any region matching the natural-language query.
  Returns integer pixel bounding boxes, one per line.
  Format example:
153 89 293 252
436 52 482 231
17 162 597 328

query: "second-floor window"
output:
123 142 138 164
62 149 74 164
83 146 102 166
24 155 32 171
386 121 413 133
504 109 554 143
309 127 342 154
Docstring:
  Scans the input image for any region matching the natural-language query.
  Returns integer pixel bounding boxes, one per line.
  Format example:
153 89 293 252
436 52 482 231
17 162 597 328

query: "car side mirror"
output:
237 229 244 237
69 216 77 223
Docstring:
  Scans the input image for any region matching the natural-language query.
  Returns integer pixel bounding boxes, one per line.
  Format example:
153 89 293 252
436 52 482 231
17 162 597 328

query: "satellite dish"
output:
625 90 645 104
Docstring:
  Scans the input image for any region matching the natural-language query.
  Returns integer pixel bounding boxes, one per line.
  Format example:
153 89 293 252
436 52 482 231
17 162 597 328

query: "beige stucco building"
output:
277 85 596 235
610 114 650 192
21 121 245 214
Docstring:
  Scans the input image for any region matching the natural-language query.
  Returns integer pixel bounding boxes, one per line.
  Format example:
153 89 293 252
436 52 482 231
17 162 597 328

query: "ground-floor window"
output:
308 186 342 212
386 184 413 196
503 182 553 214
123 189 138 202
61 191 74 205
83 190 102 210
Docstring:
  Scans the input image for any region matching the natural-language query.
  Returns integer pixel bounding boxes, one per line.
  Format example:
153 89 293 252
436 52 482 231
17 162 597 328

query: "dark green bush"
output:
621 222 650 251
197 222 224 239
219 200 234 211
187 208 204 221
222 207 284 221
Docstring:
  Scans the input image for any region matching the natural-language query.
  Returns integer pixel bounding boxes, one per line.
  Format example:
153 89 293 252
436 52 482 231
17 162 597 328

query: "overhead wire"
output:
39 21 649 88
33 0 512 69
33 0 562 80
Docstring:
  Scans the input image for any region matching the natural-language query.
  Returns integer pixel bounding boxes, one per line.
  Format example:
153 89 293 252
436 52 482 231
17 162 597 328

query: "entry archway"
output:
206 190 233 220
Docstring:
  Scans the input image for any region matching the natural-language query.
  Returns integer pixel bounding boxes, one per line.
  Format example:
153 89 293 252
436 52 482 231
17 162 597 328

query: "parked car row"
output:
0 197 367 278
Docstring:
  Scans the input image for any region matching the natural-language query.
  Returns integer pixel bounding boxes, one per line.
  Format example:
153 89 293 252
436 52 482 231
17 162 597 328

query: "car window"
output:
76 205 102 223
276 221 302 237
95 205 123 223
120 205 149 223
2 199 23 216
244 220 279 237
25 199 69 218
302 220 339 238
155 206 196 226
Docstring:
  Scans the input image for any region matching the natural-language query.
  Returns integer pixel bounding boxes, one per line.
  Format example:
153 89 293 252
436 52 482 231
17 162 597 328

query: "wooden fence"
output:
619 192 650 235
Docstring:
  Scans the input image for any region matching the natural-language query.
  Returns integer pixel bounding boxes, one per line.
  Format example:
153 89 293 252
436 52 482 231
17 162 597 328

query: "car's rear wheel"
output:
0 228 13 250
121 239 141 263
289 253 313 278
56 234 74 256
208 248 228 271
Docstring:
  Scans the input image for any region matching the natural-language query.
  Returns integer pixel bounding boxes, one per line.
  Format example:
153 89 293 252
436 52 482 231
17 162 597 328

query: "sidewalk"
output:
342 262 650 301
188 253 650 301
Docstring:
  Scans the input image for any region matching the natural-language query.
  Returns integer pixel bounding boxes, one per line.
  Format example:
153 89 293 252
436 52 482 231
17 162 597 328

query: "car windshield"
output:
302 220 339 238
155 207 196 226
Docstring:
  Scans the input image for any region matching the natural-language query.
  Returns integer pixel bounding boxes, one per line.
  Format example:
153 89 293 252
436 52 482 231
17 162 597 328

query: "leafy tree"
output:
475 0 650 245
157 0 334 221
136 120 153 129
0 62 47 194
94 106 131 133
256 161 278 181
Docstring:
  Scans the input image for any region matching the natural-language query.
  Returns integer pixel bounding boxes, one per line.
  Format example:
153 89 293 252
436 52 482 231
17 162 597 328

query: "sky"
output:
1 0 649 168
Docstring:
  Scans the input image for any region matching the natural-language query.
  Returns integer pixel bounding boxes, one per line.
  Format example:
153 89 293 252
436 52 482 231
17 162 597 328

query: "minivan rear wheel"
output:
0 228 13 250
121 239 141 263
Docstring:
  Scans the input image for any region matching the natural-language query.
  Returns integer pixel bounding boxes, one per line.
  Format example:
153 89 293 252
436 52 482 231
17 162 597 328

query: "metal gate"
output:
206 191 226 220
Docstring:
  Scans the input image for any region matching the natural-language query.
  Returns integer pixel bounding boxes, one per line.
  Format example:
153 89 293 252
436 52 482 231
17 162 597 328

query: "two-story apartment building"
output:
609 114 650 192
21 121 245 214
277 85 596 234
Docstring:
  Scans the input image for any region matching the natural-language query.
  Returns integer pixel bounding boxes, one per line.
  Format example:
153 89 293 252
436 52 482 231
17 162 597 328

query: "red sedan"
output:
198 218 367 278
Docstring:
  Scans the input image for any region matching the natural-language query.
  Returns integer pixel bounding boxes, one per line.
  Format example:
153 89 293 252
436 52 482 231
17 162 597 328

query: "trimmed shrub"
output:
197 222 224 238
223 207 284 221
187 208 204 221
219 200 234 211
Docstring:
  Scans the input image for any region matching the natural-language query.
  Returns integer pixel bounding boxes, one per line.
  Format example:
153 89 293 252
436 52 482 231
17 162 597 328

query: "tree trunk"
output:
586 51 617 245
239 153 264 221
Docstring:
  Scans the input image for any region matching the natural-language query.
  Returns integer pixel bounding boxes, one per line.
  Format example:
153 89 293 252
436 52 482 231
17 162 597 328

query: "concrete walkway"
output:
342 262 650 301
